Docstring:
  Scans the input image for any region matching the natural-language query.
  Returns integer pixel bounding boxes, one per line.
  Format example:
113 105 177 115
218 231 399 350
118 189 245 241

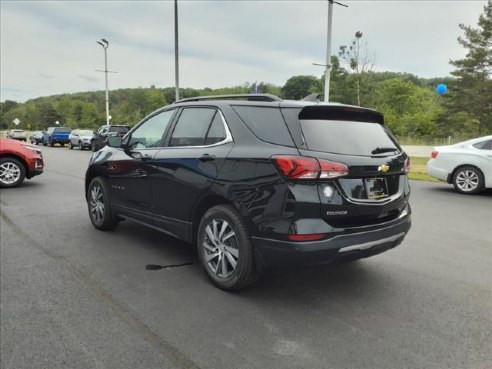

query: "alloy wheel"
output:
0 162 21 185
203 219 239 279
455 170 479 192
89 184 105 225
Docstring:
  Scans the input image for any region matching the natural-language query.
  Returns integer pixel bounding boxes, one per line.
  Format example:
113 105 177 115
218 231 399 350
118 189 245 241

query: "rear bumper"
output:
427 161 450 182
252 210 411 267
50 140 70 144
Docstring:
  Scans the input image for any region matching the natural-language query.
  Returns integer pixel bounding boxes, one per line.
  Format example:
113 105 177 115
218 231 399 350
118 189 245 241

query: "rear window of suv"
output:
109 126 129 133
300 119 399 156
54 127 71 133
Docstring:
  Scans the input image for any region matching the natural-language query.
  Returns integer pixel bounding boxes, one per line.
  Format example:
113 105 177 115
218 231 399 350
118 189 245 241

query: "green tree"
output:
339 31 377 106
281 75 322 100
444 2 492 136
371 79 443 138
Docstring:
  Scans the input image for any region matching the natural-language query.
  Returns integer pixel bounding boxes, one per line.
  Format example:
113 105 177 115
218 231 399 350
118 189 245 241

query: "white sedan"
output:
427 135 492 194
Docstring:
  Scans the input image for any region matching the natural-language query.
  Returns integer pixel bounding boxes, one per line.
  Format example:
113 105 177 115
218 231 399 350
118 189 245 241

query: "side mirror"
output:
107 136 123 148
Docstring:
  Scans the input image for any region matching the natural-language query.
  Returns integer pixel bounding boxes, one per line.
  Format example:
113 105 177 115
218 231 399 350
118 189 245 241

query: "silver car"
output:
68 129 94 150
6 129 27 141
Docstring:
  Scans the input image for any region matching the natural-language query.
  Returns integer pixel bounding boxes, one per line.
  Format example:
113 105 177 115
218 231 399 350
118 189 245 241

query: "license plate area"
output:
365 177 389 199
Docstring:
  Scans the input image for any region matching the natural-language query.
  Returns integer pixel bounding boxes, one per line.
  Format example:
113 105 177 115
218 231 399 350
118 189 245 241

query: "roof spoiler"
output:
299 105 384 124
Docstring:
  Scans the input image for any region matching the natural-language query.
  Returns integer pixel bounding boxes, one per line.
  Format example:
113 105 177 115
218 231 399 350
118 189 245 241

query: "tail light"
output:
404 157 411 173
272 156 348 180
431 151 438 159
319 159 349 178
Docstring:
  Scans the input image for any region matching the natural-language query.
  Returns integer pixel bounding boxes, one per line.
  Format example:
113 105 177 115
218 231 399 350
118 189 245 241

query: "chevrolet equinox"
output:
85 94 411 290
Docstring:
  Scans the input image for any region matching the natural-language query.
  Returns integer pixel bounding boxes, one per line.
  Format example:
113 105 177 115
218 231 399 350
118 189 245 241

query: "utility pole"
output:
314 1 347 102
324 1 334 103
96 38 116 125
174 0 180 102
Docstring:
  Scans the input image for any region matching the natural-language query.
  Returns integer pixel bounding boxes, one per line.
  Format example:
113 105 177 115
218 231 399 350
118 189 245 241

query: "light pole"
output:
324 1 334 103
314 1 347 102
97 39 110 125
174 0 180 102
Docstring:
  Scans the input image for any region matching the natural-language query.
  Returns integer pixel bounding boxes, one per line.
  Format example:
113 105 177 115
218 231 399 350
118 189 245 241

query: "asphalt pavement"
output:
1 146 491 369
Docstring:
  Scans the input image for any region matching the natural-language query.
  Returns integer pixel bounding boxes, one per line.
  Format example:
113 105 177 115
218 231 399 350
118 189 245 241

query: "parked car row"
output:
19 124 130 152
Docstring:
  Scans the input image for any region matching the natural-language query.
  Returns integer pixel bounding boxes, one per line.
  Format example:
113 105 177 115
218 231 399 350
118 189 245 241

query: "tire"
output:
0 157 26 188
197 205 260 291
69 141 73 149
87 177 119 230
49 141 54 147
452 166 485 194
91 142 97 152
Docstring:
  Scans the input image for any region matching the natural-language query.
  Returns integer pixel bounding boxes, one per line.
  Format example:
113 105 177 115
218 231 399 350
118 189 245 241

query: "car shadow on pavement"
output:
111 219 404 300
428 186 492 197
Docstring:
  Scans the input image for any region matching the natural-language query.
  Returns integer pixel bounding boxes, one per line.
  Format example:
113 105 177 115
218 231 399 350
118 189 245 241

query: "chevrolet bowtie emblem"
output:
378 164 390 173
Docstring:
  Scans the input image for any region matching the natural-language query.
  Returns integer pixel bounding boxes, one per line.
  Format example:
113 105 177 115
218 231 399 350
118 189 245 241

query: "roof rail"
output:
174 94 282 104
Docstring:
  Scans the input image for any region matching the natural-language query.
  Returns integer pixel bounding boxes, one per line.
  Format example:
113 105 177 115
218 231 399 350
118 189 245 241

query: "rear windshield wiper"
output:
371 147 399 155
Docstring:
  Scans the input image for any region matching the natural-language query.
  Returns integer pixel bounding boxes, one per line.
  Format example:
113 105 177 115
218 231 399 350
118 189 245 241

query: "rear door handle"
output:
199 154 215 162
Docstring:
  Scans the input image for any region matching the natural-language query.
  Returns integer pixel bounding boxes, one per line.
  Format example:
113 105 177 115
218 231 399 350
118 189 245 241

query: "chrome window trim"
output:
165 109 233 149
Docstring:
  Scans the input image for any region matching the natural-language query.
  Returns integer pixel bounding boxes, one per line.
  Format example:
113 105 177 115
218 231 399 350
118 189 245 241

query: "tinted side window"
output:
473 139 492 150
129 109 175 148
232 106 294 147
204 113 227 145
169 108 216 147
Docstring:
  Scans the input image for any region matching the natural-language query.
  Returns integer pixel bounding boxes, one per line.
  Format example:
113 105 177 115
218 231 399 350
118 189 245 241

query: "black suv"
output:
85 94 411 290
92 124 130 151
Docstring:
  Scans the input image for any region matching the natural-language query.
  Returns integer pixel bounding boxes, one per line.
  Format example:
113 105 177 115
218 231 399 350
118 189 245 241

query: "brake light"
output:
272 156 348 180
288 233 326 241
319 159 349 178
272 156 319 179
404 157 411 173
431 151 438 159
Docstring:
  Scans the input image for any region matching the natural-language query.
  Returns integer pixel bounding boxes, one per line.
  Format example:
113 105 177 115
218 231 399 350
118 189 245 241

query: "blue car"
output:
43 127 71 147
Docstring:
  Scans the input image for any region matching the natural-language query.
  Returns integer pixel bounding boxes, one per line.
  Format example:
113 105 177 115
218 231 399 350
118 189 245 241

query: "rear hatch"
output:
281 105 410 228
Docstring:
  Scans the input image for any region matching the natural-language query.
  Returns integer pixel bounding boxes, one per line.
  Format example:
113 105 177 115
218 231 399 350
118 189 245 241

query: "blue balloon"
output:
436 84 447 95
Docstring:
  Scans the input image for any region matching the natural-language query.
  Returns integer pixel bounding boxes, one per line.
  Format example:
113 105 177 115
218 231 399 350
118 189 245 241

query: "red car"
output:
0 138 44 188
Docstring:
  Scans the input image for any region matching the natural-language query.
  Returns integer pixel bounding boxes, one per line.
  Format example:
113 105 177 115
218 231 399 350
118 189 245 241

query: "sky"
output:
0 0 488 103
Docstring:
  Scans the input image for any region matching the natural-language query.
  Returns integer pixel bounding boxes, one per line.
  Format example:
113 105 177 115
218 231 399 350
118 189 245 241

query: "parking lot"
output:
1 146 491 369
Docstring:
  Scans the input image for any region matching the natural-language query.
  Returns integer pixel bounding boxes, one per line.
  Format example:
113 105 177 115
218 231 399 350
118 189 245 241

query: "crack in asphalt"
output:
0 209 201 369
146 262 194 270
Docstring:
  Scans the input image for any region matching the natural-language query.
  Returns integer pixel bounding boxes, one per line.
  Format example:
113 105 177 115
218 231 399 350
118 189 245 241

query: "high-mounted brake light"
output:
272 156 348 180
431 151 438 159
